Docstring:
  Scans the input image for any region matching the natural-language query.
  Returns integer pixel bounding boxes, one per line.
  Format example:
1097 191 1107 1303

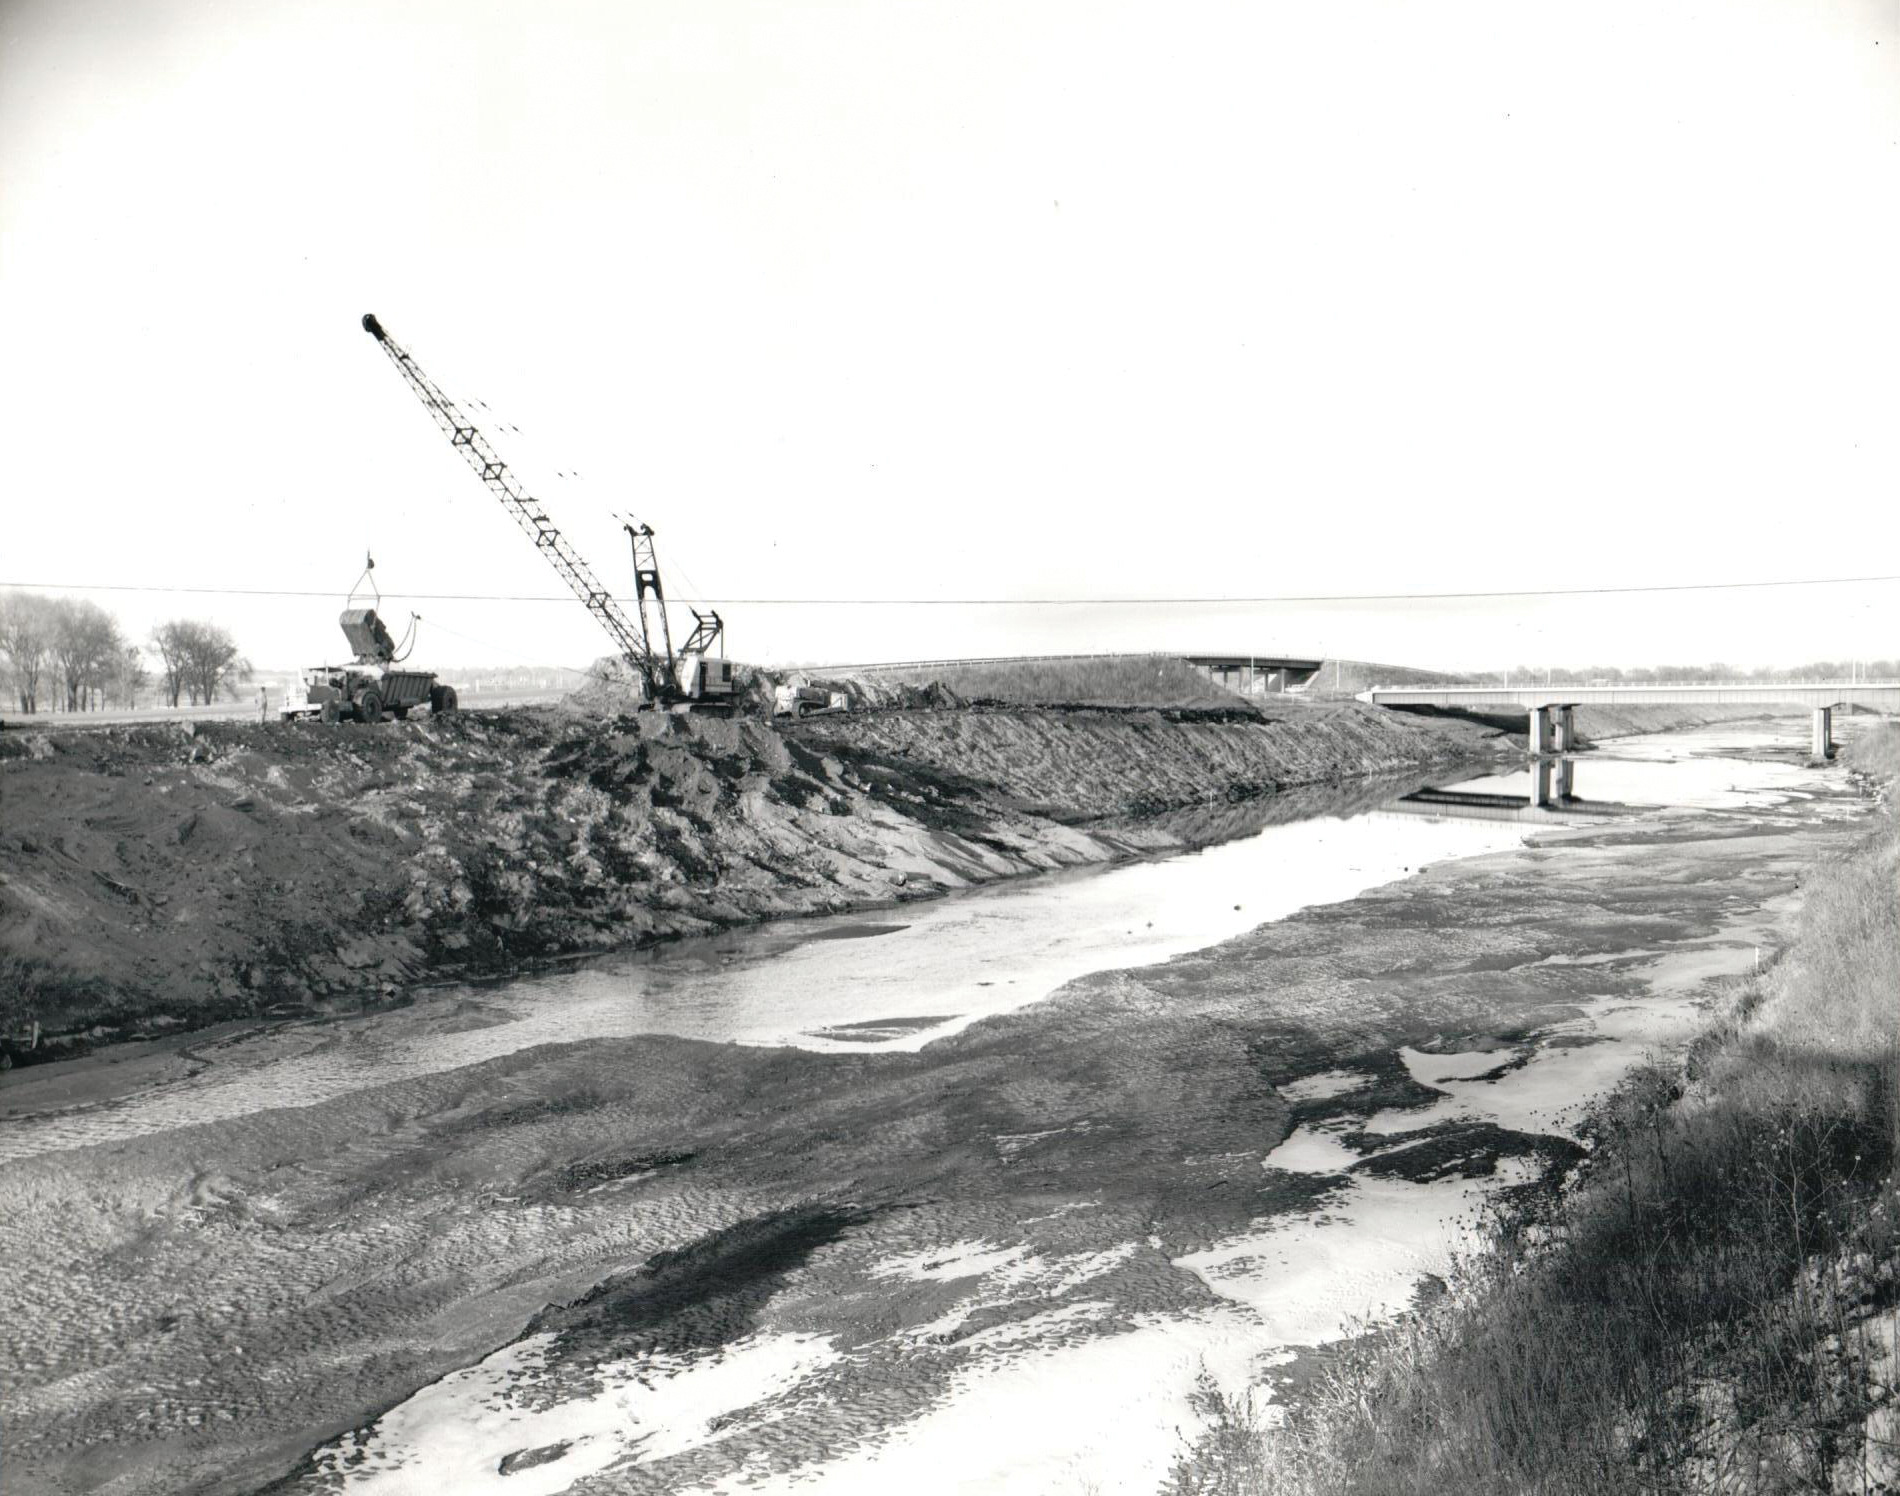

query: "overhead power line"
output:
1 572 1897 606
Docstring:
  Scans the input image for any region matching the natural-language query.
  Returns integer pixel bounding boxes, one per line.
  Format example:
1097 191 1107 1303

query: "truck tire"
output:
356 690 383 724
431 685 458 714
320 701 341 725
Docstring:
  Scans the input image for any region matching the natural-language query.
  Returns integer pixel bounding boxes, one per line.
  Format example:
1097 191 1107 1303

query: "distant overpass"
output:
1182 654 1323 696
1357 680 1900 762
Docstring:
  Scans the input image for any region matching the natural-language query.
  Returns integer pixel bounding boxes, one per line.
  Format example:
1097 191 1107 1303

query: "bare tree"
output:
151 620 192 707
153 618 251 706
50 599 126 712
188 623 251 705
0 591 56 713
103 644 149 708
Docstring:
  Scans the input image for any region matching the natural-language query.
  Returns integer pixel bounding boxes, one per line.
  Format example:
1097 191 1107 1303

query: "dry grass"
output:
1848 720 1900 785
1215 724 1900 1495
1165 1379 1274 1496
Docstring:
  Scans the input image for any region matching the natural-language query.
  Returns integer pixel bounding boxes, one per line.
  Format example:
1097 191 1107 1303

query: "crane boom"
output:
359 313 666 693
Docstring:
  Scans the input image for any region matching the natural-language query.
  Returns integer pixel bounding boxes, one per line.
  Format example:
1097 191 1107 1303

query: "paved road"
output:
0 690 571 732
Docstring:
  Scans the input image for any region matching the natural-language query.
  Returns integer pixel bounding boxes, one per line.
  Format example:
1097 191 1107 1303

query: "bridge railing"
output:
1395 678 1900 691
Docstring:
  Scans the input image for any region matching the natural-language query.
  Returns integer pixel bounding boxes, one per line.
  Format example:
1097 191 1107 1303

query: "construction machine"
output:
622 518 737 708
360 313 735 711
772 684 851 718
285 558 457 723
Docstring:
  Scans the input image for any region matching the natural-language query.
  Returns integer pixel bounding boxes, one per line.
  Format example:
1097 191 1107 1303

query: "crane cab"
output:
675 654 735 702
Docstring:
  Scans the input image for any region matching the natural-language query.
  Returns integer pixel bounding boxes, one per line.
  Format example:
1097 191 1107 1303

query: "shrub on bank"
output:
1218 724 1900 1496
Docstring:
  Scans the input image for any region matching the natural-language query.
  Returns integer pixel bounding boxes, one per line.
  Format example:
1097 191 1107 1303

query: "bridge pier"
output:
1529 706 1552 755
1811 707 1833 761
1552 705 1576 752
1527 748 1575 807
1528 705 1577 755
1526 704 1578 806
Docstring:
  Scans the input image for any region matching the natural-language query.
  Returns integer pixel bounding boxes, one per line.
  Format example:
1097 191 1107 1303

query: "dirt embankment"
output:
792 700 1497 818
0 702 1504 1056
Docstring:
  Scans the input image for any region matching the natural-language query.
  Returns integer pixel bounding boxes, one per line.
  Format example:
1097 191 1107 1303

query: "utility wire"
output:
3 573 1898 606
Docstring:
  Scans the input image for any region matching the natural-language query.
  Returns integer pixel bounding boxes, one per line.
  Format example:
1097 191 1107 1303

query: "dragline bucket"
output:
339 608 399 664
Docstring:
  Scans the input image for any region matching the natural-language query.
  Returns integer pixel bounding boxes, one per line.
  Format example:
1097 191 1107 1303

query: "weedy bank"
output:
1186 723 1900 1496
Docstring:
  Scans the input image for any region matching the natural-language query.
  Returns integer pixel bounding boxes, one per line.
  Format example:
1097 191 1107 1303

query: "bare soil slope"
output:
835 655 1240 709
795 701 1494 819
0 703 1503 1057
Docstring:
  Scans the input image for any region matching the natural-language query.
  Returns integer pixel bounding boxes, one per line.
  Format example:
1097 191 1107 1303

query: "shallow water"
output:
0 728 1823 1169
1 774 1529 1162
1443 726 1822 809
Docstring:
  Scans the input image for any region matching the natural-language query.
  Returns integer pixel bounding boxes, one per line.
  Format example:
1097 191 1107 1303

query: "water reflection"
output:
1390 729 1819 825
1381 757 1628 825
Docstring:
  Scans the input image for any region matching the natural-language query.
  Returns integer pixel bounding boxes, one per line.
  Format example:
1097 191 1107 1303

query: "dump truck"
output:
287 607 457 723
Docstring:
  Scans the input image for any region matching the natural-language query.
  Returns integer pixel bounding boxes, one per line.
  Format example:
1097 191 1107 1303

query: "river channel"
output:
0 723 1875 1496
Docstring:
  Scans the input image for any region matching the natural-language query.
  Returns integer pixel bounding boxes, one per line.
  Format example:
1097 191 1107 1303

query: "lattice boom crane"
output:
360 312 731 707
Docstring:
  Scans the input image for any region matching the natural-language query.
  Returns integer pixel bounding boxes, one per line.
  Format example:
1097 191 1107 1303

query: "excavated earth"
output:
0 699 1501 1058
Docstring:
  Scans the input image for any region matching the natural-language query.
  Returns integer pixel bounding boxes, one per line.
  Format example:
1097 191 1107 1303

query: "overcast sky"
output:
2 0 1896 672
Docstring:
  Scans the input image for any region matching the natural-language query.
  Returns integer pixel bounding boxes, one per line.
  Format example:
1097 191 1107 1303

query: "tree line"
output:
0 591 251 714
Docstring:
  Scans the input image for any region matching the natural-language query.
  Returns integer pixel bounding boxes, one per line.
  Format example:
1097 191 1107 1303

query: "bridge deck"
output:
1360 682 1900 711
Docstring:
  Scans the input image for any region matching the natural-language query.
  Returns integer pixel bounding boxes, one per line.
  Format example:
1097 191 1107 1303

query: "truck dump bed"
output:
380 671 436 709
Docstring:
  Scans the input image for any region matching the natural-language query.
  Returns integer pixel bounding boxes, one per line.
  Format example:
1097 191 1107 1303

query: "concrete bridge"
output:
1183 654 1323 697
1357 681 1900 766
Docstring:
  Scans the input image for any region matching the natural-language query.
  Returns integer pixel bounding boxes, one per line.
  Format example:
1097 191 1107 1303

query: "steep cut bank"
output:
789 699 1498 818
0 701 1504 1058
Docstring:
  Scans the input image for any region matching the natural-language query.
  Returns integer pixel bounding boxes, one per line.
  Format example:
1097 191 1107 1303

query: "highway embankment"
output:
0 699 1505 1060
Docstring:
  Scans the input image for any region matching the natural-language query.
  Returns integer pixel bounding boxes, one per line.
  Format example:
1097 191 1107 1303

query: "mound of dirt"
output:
842 656 1239 711
557 657 651 716
0 700 1509 1060
817 674 963 711
792 701 1502 822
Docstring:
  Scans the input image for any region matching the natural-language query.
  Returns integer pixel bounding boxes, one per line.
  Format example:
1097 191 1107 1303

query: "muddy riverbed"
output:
0 724 1877 1495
